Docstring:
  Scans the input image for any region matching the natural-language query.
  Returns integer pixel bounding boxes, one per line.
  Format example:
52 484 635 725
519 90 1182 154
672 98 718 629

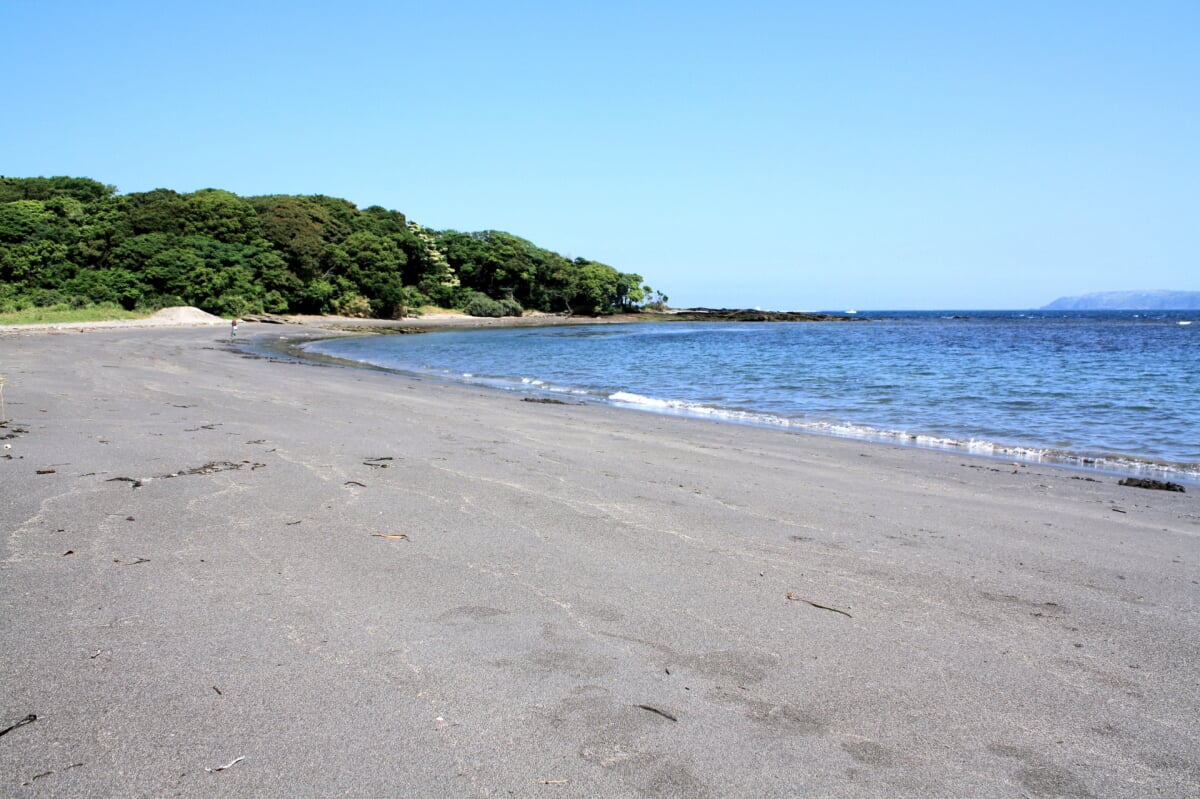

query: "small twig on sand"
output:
371 533 409 541
205 756 244 773
538 779 569 785
0 714 37 737
635 704 678 722
363 456 394 468
786 592 852 617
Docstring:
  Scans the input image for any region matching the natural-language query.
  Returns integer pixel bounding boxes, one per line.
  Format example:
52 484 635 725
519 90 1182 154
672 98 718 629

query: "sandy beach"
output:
1 321 1198 797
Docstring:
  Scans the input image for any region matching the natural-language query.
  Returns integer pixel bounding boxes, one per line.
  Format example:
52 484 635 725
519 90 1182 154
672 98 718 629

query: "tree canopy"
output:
0 176 664 318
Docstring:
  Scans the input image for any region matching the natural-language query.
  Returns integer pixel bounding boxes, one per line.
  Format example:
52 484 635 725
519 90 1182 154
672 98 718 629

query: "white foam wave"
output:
606 392 1199 483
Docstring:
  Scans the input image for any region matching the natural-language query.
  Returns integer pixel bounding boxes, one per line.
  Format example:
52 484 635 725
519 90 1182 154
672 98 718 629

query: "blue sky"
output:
5 1 1197 309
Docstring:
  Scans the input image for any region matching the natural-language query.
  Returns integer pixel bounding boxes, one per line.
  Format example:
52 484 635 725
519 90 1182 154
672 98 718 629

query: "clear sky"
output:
5 1 1197 310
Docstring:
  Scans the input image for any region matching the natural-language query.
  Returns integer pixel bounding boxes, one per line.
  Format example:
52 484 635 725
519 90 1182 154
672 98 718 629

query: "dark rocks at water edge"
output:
1042 290 1200 310
1119 478 1186 493
651 309 863 322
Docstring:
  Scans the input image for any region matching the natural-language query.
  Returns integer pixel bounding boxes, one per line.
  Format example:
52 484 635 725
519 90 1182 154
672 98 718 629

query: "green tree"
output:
64 267 145 309
181 189 263 245
71 196 132 267
0 176 115 204
614 272 645 311
122 189 188 236
250 195 351 281
340 231 409 317
0 239 70 284
0 200 55 243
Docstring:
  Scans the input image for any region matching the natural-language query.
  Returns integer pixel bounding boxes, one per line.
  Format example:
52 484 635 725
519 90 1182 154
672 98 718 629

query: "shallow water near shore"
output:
303 310 1199 483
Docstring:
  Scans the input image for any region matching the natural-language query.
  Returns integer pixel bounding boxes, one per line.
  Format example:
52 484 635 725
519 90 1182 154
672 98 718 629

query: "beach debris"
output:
286 520 302 526
115 557 150 565
212 685 222 695
372 533 409 541
204 756 244 773
363 456 393 468
537 779 569 785
63 550 74 556
106 476 143 489
184 423 220 432
172 461 245 477
1119 478 1185 493
786 592 853 617
19 762 82 787
344 480 367 487
635 704 678 722
522 397 569 405
0 714 37 737
36 469 56 474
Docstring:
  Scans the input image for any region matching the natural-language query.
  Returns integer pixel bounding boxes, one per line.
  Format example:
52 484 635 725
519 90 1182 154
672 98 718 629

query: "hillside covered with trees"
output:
0 176 665 318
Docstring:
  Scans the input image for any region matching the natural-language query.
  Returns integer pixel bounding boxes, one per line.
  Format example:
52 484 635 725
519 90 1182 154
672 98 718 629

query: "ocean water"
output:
302 311 1199 483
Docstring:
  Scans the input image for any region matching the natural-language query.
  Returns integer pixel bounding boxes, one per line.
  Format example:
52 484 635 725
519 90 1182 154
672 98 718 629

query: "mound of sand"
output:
149 306 225 323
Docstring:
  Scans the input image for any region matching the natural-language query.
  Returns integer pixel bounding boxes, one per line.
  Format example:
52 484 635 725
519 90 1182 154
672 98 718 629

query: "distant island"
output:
1042 290 1200 311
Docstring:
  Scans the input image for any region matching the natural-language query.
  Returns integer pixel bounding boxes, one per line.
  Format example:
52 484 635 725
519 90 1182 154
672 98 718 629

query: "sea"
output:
300 311 1200 484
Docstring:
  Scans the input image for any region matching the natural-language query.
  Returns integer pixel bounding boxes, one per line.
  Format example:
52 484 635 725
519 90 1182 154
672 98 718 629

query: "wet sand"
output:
1 322 1197 797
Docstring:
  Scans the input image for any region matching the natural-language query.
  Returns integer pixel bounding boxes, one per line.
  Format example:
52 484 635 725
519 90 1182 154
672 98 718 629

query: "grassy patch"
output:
415 305 465 316
0 303 153 326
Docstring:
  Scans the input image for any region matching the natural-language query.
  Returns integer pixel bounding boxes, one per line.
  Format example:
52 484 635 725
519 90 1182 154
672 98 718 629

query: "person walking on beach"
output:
231 318 240 340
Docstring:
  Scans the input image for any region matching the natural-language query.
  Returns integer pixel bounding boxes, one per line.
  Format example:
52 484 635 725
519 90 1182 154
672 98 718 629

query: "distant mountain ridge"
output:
1042 290 1200 310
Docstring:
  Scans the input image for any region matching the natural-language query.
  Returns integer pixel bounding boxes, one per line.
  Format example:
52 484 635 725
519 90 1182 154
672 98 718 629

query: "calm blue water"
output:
303 311 1200 482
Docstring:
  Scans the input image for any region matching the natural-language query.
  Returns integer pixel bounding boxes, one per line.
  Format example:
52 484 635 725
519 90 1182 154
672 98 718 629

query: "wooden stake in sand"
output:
0 375 6 423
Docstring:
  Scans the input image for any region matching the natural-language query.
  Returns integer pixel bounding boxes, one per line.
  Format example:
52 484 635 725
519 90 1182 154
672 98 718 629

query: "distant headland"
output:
1042 290 1200 311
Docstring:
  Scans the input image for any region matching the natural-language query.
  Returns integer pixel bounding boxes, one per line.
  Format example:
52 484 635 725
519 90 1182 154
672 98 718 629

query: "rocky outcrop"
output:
649 309 861 322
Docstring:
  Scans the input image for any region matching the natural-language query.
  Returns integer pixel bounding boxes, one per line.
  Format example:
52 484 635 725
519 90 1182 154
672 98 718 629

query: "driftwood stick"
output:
786 592 852 617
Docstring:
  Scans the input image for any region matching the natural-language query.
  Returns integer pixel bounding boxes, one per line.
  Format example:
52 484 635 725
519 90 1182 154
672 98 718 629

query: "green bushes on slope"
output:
0 176 661 319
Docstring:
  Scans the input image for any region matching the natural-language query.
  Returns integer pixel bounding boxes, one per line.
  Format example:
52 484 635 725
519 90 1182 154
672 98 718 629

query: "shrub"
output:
263 290 289 315
334 293 373 318
463 292 505 318
32 289 67 308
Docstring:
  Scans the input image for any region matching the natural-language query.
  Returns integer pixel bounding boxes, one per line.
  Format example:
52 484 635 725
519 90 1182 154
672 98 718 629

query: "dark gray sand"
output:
1 324 1197 797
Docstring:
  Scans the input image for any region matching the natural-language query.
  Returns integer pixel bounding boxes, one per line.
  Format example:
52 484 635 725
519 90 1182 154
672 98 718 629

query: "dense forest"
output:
0 176 666 318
